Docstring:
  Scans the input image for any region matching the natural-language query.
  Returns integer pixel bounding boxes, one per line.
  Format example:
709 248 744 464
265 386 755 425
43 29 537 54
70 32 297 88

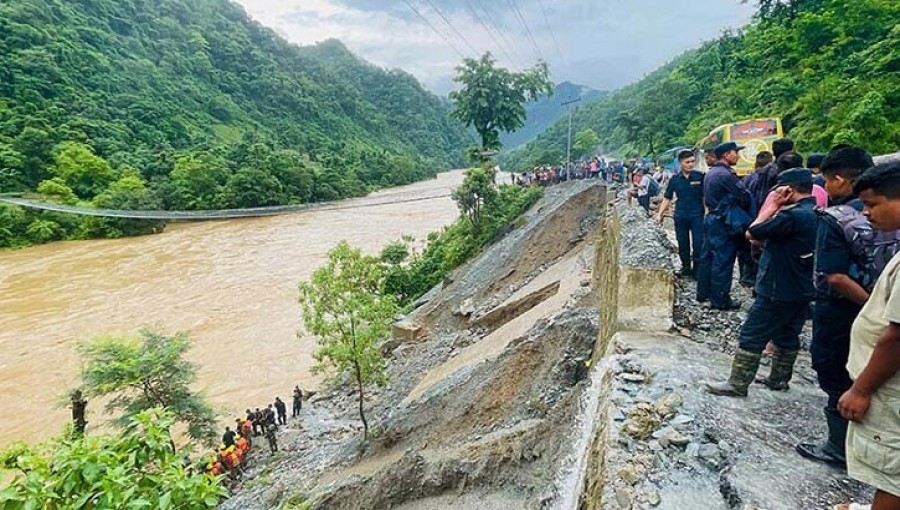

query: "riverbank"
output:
223 189 880 509
220 178 606 509
0 171 464 445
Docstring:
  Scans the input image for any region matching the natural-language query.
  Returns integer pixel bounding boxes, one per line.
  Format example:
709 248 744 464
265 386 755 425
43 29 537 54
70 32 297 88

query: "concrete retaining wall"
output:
582 197 675 510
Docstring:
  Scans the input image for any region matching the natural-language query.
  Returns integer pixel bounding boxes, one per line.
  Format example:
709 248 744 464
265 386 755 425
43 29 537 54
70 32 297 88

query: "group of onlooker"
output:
655 139 900 510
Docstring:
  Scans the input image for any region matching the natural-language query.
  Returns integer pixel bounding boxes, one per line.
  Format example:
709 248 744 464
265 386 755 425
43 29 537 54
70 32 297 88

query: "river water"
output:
0 170 464 445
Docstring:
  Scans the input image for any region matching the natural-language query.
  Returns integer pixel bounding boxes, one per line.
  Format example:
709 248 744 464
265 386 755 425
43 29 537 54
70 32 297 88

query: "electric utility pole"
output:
563 97 581 179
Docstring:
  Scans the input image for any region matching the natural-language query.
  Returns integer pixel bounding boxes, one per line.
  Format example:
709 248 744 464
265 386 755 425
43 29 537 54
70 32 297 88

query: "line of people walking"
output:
206 386 307 480
656 140 900 510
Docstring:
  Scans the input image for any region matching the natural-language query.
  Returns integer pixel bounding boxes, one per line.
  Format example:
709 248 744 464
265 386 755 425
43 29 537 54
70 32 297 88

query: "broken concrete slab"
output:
597 331 871 510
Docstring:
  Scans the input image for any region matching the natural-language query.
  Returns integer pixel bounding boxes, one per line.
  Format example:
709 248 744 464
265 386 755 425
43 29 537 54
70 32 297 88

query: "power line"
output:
535 0 565 66
401 0 466 60
472 0 528 69
422 0 480 57
463 0 523 69
505 0 544 62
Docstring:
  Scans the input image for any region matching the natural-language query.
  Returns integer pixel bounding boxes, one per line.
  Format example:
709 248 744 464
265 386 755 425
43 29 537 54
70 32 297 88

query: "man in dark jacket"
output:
745 137 794 212
796 147 900 467
706 169 819 396
695 142 751 309
274 397 287 425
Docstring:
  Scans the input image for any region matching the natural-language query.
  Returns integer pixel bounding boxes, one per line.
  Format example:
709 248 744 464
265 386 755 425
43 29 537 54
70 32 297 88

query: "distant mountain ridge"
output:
500 82 605 151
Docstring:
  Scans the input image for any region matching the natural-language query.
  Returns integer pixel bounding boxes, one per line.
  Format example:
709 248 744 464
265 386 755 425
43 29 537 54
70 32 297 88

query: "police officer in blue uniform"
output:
796 147 900 466
655 149 705 278
706 169 819 396
695 141 751 309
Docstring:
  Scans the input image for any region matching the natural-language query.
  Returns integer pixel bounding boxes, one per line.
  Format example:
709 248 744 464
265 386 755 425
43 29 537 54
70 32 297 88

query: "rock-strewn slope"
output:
222 180 608 510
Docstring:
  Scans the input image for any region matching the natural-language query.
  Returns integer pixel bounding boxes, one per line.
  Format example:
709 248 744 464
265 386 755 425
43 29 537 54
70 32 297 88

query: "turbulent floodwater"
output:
0 171 464 444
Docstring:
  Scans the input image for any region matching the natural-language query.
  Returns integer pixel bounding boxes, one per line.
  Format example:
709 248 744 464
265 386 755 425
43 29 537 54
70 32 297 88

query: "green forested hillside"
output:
0 0 471 245
504 0 899 169
498 81 604 151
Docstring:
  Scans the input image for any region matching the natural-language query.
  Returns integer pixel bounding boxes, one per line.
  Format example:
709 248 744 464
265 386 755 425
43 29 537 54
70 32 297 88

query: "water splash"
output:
554 357 614 510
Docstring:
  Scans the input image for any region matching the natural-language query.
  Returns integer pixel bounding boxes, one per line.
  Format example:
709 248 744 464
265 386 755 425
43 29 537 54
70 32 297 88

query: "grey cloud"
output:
236 0 756 95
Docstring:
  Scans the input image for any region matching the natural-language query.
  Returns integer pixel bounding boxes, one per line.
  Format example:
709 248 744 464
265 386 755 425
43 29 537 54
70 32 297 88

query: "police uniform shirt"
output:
663 170 705 218
747 196 818 301
703 163 749 212
815 195 865 301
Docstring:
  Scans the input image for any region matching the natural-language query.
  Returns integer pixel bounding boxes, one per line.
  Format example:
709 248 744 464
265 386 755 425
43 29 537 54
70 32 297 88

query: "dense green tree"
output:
0 0 471 248
224 166 284 208
450 53 553 151
451 167 498 234
77 329 219 445
0 409 227 509
573 128 601 158
169 153 230 210
36 177 78 205
49 142 115 199
299 242 398 439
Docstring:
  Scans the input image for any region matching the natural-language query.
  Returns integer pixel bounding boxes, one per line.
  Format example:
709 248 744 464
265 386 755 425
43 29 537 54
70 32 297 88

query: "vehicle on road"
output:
696 118 784 175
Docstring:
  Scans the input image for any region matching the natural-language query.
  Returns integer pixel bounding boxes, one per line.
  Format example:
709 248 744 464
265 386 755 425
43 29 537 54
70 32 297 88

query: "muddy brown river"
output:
0 171 464 445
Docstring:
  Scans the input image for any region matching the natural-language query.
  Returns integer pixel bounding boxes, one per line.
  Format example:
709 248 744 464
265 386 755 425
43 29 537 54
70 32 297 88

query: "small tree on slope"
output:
299 242 399 438
78 329 219 445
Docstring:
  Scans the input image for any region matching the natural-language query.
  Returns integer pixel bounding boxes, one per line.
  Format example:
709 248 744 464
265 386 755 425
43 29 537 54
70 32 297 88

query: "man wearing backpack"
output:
796 147 900 468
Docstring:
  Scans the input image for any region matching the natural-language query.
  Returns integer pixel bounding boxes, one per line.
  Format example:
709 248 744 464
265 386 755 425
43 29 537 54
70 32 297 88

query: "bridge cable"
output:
0 192 456 220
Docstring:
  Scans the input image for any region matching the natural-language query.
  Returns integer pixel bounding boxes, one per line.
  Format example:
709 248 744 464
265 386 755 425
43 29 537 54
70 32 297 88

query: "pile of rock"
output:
617 205 676 270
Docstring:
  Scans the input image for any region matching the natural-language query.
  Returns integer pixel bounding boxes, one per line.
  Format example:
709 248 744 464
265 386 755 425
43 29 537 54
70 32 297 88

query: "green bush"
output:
0 409 228 509
382 182 542 306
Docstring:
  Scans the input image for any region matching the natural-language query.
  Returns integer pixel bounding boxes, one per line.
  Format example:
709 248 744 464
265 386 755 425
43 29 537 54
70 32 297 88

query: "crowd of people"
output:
511 156 641 187
204 386 306 480
651 139 899 510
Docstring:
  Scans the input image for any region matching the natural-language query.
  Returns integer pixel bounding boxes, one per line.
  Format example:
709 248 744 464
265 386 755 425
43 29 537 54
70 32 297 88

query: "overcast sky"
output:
235 0 756 95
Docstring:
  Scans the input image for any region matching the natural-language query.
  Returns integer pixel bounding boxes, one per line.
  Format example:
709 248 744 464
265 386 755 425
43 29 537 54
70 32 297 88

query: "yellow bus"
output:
696 118 783 176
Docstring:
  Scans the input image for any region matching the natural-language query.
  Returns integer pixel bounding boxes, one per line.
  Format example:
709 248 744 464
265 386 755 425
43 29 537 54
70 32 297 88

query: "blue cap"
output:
776 168 813 187
713 141 746 158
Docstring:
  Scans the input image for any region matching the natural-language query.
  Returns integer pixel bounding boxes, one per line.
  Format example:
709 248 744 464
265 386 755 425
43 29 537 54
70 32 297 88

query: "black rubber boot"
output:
706 349 762 397
759 347 799 391
796 408 848 467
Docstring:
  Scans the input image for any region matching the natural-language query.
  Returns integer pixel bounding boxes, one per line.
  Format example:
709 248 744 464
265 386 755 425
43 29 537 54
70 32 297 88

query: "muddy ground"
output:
221 180 608 510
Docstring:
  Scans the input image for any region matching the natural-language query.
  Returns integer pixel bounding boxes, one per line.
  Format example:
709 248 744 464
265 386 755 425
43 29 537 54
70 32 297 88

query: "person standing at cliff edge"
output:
292 386 303 418
655 149 705 279
833 163 900 510
705 169 818 397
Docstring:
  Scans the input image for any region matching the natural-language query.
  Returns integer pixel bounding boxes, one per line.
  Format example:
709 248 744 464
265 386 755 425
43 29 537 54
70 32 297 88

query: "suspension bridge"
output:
0 192 454 221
